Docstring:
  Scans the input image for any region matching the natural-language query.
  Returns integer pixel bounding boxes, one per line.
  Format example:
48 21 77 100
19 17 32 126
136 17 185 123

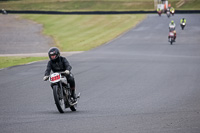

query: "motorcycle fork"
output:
57 82 64 99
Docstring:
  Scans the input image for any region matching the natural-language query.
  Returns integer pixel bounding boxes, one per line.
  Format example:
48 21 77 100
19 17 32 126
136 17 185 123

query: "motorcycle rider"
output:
43 47 77 101
157 8 162 16
169 20 176 29
170 7 175 14
180 18 186 24
166 8 170 13
168 20 176 41
166 8 170 17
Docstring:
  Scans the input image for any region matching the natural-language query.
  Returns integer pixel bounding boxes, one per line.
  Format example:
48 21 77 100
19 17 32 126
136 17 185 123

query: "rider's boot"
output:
71 87 77 102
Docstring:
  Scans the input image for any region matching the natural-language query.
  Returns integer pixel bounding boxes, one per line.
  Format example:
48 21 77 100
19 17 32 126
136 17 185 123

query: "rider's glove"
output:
65 70 70 75
43 76 49 81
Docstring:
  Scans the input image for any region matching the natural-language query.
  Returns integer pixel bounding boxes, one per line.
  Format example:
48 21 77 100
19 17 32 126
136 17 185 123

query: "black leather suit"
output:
44 56 75 88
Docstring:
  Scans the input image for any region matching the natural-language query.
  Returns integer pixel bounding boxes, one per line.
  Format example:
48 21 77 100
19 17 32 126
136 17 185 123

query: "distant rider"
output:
170 7 175 14
169 20 176 30
157 8 162 16
180 18 186 24
166 8 170 13
168 20 176 40
43 47 77 101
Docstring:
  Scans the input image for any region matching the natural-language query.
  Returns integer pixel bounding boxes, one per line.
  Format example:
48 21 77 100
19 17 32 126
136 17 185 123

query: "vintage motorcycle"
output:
45 72 80 113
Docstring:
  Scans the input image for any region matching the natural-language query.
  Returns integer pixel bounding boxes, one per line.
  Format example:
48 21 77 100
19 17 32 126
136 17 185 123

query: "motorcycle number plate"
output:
170 33 174 36
50 73 61 82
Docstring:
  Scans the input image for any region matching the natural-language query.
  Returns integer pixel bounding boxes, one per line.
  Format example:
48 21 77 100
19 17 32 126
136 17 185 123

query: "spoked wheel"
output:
53 85 65 113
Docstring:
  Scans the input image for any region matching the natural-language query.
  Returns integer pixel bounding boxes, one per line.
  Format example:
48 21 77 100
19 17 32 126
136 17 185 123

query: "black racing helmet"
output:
48 47 60 61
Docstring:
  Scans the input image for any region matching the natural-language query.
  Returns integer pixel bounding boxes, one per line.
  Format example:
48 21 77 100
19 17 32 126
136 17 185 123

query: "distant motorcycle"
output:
180 22 186 30
157 10 162 16
168 25 176 45
168 31 175 45
170 10 175 16
166 11 170 18
45 72 80 113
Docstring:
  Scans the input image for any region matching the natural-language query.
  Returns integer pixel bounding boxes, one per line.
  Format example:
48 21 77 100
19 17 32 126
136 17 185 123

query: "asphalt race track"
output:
0 14 200 133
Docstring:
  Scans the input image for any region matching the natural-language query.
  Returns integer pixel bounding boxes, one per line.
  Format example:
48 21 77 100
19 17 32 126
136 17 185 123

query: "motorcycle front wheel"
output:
53 85 65 113
169 38 173 45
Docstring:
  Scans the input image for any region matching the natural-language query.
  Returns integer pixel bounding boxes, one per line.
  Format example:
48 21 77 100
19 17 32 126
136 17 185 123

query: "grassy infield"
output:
0 0 199 69
1 0 199 11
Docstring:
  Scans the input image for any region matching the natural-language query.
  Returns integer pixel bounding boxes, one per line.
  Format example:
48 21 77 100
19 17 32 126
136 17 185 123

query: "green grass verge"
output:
0 57 48 69
0 0 199 11
165 0 200 10
0 14 146 69
178 0 200 10
21 14 146 51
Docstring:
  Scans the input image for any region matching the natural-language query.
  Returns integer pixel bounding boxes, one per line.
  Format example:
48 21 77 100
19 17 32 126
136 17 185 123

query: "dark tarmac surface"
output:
0 14 200 133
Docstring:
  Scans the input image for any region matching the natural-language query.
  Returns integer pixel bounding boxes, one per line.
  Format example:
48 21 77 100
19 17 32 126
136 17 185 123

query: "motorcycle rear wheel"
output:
53 85 65 113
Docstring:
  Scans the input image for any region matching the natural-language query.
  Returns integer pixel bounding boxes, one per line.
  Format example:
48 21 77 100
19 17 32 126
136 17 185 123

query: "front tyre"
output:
53 85 65 113
169 38 173 45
